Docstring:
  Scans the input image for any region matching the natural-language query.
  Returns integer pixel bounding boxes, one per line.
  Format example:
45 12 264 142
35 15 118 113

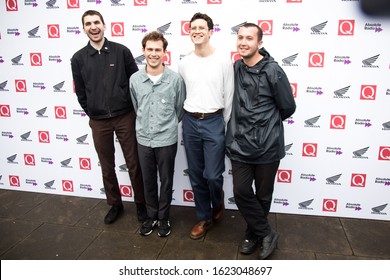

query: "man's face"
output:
83 14 106 44
189 19 213 46
143 40 165 69
236 26 262 59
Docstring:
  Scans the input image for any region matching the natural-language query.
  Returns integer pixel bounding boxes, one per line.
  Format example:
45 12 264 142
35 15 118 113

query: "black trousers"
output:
89 111 145 206
231 160 280 238
137 142 178 221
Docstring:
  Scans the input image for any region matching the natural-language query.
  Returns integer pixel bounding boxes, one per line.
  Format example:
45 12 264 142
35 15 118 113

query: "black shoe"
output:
258 229 279 260
136 203 147 222
157 220 171 237
239 238 259 255
139 218 157 236
104 204 124 224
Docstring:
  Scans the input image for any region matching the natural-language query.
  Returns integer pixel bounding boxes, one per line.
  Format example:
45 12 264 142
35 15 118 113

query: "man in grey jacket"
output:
226 23 296 260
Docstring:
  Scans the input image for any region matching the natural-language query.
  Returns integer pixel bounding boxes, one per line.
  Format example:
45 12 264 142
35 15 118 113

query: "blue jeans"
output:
182 111 225 221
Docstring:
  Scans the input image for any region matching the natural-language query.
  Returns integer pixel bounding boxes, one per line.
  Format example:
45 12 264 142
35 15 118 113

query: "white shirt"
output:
178 50 234 124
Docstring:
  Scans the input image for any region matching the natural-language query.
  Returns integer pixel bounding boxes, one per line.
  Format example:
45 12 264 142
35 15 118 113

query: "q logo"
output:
9 175 20 187
183 190 195 202
181 21 190 36
15 80 27 92
111 22 124 37
302 143 318 157
38 131 50 143
360 85 376 100
24 154 36 166
0 104 11 117
134 0 147 6
207 0 222 4
55 106 67 119
163 51 171 66
330 115 346 129
322 199 338 212
47 24 60 38
309 52 324 67
258 20 273 35
338 20 355 36
67 0 80 9
79 158 91 170
277 170 292 183
62 180 74 192
351 173 366 187
120 185 133 197
290 83 297 98
6 0 18 11
30 53 42 66
378 146 390 161
231 52 241 63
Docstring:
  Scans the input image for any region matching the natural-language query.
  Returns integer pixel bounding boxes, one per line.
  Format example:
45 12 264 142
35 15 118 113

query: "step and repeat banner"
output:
0 0 389 221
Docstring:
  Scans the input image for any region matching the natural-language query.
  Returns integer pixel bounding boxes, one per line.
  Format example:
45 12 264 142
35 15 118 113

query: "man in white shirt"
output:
178 12 234 240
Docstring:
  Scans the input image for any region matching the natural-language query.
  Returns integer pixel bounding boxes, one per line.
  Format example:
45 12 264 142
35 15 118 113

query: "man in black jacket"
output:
226 23 296 259
71 10 146 224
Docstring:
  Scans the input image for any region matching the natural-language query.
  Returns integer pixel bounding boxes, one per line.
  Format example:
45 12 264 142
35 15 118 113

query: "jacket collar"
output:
87 38 110 56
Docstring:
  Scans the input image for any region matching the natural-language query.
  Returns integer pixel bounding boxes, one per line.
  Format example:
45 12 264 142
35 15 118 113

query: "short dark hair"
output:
241 23 263 41
141 31 168 51
190 12 214 30
82 10 105 26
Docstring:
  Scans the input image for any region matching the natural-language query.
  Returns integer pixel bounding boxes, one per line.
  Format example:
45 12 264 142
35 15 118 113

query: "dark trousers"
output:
89 111 145 206
182 112 225 221
137 143 177 221
231 160 280 238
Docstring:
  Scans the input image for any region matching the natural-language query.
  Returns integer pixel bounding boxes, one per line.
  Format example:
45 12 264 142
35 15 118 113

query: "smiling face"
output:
236 26 262 61
189 18 213 46
83 14 106 48
143 39 166 70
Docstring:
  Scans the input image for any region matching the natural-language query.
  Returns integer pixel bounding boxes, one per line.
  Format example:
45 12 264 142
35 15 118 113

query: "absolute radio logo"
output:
306 85 324 96
338 20 355 36
258 20 273 35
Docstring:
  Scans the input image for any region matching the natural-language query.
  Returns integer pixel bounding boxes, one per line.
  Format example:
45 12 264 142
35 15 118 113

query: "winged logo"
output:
326 174 342 184
61 158 72 167
282 53 298 65
20 131 31 140
285 143 293 152
76 134 88 143
334 86 350 97
362 54 379 66
46 0 57 7
28 26 39 37
44 180 55 188
231 22 247 33
7 154 17 162
372 204 387 213
299 199 314 208
0 80 8 90
53 81 65 91
36 107 47 116
157 22 171 34
311 21 327 33
382 121 390 129
353 147 369 157
135 54 146 65
11 54 23 64
304 115 320 126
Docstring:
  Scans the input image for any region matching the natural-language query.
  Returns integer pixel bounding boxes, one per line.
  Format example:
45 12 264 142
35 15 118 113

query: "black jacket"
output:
71 38 138 120
226 48 296 164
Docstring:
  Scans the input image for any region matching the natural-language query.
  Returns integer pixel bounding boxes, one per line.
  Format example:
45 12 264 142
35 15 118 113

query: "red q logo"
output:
47 24 60 38
111 22 124 37
55 106 67 119
308 52 325 67
322 199 338 212
134 0 147 6
30 53 42 66
277 170 292 183
79 158 91 170
330 115 346 129
62 180 74 192
231 51 241 63
181 21 190 36
258 20 273 35
9 175 20 187
67 0 80 8
6 0 18 11
290 83 297 98
287 0 302 2
15 80 27 92
360 85 377 100
338 20 355 36
0 104 11 117
183 190 195 202
38 131 50 143
24 154 36 166
350 173 366 187
120 185 133 197
378 146 390 161
302 143 318 157
207 0 222 4
163 51 171 66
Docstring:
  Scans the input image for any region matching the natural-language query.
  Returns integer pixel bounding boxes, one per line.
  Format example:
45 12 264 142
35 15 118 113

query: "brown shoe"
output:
212 191 225 222
190 220 212 240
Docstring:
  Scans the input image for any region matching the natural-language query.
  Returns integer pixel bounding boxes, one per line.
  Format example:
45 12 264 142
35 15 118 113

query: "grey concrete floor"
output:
0 189 389 260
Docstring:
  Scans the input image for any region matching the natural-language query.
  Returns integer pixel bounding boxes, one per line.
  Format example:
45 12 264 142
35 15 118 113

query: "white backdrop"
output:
0 0 389 221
